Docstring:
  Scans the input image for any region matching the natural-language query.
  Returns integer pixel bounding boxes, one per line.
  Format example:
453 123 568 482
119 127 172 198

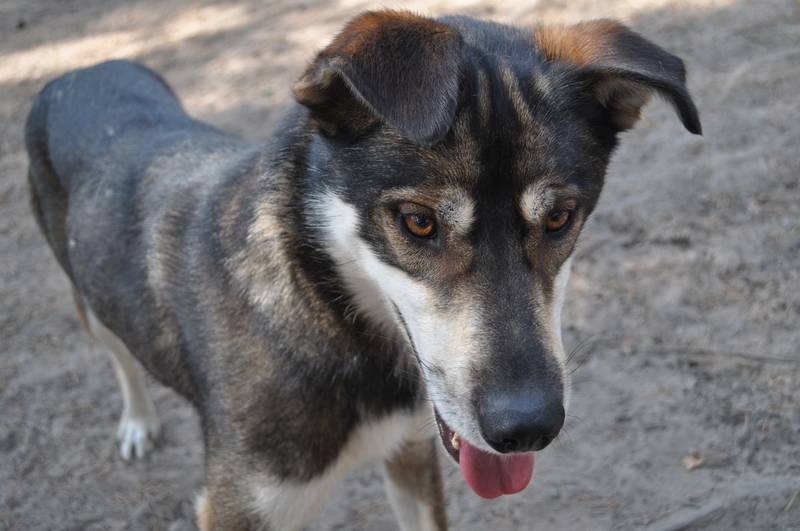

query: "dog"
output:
26 10 700 530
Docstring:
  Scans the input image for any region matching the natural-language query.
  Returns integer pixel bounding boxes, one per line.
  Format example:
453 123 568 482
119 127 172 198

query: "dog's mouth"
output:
394 304 535 498
433 408 534 499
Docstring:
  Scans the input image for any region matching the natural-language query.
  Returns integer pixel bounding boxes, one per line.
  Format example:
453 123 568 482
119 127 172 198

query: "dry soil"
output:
1 0 799 530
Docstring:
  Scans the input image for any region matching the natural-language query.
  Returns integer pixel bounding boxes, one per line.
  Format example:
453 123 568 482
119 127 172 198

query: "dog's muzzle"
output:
432 386 564 499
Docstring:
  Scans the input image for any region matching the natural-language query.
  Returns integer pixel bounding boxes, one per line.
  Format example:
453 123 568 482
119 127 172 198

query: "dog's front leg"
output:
383 437 447 531
195 485 261 531
197 450 335 531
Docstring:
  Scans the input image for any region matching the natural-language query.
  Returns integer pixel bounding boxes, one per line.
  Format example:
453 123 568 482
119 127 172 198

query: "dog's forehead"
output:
347 29 599 216
415 63 579 212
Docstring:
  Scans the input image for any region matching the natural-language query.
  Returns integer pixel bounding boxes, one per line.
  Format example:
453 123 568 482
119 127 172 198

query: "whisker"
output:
566 335 605 374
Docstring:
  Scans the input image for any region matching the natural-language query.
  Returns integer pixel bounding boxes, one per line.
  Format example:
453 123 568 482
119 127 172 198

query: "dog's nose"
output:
478 390 565 453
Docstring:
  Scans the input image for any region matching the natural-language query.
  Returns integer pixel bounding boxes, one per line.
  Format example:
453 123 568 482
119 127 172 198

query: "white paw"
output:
117 411 160 461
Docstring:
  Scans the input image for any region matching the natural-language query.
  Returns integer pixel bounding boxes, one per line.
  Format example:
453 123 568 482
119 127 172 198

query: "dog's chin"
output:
432 407 535 500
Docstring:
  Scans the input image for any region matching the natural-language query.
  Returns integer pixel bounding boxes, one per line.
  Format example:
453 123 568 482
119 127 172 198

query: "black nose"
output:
478 390 565 453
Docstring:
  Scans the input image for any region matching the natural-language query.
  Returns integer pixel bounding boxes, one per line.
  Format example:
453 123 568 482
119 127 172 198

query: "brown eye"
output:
402 213 436 238
546 209 572 233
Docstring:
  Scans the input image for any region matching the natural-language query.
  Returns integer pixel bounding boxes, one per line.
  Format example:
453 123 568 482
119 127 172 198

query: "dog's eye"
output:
402 213 437 239
545 209 572 233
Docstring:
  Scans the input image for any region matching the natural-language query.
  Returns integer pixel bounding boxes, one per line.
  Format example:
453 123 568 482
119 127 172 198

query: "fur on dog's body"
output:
27 60 430 529
27 11 699 530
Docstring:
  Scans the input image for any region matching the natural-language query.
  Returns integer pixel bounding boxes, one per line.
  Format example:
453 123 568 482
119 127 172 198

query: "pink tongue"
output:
459 437 534 499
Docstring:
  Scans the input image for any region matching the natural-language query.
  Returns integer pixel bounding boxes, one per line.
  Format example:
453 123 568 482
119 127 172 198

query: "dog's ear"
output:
535 20 701 135
293 10 463 147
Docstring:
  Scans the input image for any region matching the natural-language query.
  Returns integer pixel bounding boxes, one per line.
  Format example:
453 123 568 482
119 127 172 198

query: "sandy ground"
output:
1 0 799 529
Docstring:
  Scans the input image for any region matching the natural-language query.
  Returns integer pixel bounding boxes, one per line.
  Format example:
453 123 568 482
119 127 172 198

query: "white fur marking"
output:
552 257 573 363
520 182 555 222
552 257 573 409
438 189 475 238
311 191 491 453
248 408 431 530
85 304 160 460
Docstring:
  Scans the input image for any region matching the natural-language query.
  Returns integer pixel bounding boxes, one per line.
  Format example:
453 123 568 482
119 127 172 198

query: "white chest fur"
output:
247 406 433 530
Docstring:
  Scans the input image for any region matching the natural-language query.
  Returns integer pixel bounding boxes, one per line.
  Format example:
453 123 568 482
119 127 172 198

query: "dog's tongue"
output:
458 437 534 499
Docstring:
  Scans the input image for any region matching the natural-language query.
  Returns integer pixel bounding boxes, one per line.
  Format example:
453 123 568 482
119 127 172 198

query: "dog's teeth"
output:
451 433 460 450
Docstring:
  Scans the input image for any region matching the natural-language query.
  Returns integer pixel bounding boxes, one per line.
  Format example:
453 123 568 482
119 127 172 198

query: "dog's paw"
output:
117 411 160 461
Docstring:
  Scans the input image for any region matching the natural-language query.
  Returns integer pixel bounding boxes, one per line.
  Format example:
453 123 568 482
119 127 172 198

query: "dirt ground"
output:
1 0 798 529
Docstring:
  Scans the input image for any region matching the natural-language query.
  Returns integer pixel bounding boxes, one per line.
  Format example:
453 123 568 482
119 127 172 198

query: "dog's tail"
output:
25 81 75 279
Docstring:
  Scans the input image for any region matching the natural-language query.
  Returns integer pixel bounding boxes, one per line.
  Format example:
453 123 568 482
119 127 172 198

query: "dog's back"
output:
26 60 256 402
29 61 174 274
27 60 224 271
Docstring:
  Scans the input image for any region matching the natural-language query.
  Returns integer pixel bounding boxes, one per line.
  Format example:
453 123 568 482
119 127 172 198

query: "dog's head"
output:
295 11 700 498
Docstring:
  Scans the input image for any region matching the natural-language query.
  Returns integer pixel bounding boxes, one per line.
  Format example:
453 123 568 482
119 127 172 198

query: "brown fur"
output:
534 20 654 130
70 286 91 336
201 459 262 531
324 10 458 58
534 20 626 66
376 185 476 282
293 10 464 146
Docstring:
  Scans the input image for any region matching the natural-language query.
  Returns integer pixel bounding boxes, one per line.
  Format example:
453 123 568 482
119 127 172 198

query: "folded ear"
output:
535 20 701 134
293 10 464 147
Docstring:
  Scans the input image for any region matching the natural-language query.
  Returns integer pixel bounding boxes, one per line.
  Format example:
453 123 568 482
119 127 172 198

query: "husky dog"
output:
26 10 700 530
